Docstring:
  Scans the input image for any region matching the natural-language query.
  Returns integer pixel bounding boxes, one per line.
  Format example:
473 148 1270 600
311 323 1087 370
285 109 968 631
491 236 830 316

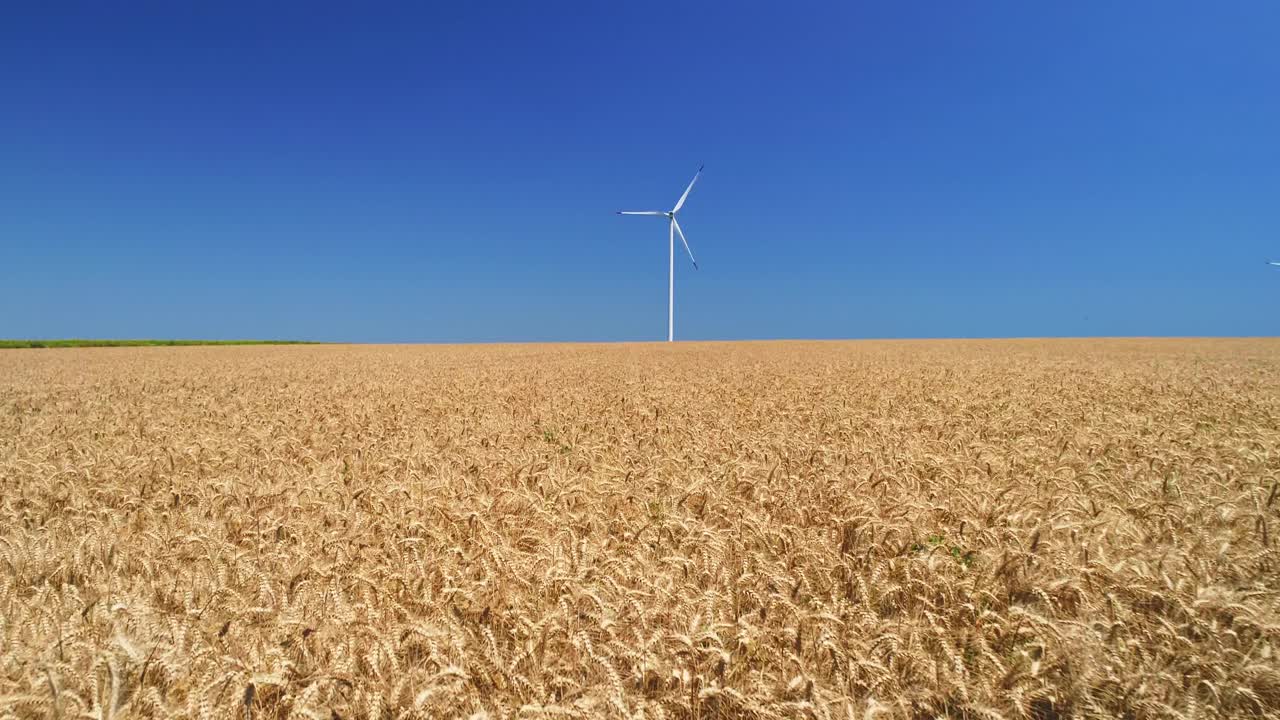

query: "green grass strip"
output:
0 339 323 349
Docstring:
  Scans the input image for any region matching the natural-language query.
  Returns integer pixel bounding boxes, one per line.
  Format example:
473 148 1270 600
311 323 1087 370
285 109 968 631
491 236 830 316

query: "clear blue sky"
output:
3 2 1277 342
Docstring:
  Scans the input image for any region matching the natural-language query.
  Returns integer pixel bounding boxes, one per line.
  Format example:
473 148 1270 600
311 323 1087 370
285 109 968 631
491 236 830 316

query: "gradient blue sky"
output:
3 2 1278 342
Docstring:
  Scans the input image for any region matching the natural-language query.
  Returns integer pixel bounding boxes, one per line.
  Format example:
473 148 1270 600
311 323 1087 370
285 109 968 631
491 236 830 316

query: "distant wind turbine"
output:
617 165 703 342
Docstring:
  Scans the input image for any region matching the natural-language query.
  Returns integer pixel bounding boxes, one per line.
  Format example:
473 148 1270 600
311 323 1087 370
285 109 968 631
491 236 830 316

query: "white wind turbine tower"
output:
617 165 703 342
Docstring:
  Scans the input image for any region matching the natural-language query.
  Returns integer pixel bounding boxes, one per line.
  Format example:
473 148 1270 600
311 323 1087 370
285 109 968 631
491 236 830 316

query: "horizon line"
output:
5 335 1279 349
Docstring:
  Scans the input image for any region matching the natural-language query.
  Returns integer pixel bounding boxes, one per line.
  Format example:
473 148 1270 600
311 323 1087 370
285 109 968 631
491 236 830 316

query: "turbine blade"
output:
671 164 703 213
1270 261 1280 266
617 211 667 216
672 217 698 270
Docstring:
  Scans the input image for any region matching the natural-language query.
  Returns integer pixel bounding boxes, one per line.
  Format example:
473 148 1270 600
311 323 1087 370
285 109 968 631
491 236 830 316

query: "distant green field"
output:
0 339 321 349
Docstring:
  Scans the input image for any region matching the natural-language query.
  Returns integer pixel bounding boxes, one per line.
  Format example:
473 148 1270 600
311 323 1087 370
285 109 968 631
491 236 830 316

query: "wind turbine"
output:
617 165 703 342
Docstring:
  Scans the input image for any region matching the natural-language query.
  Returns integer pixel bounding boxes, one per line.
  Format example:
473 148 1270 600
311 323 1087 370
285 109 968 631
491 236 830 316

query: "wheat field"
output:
2 339 1278 719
